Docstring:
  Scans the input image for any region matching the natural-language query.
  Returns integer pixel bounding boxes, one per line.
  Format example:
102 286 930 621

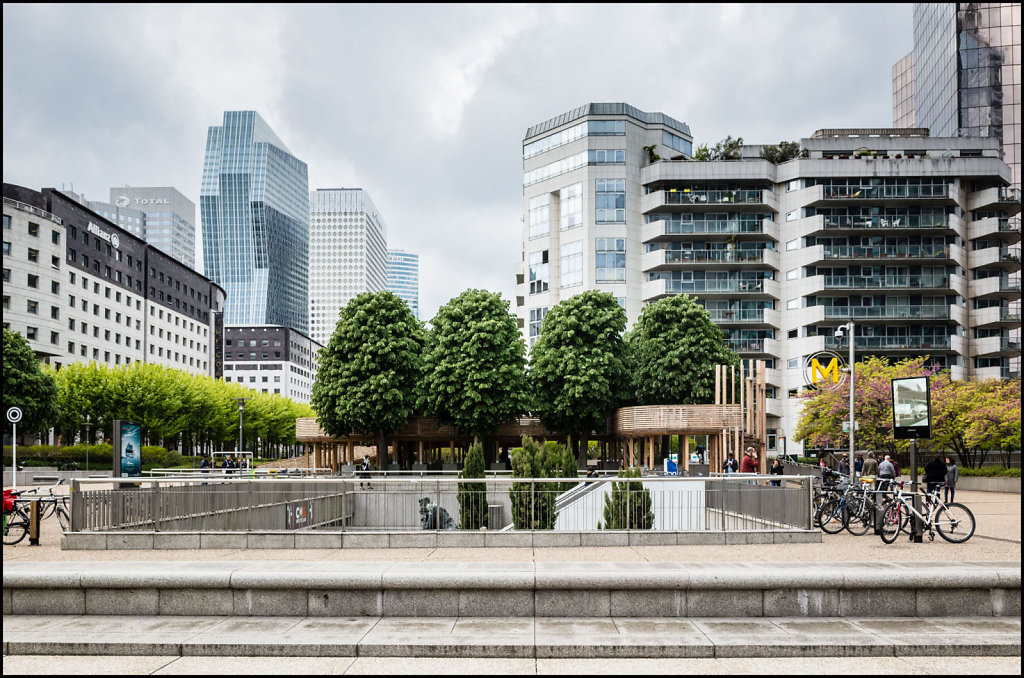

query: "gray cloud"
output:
3 3 913 322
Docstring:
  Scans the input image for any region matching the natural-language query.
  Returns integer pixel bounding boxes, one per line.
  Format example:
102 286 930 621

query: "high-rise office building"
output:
200 111 310 334
308 188 388 345
518 103 1020 457
67 187 197 269
893 3 1021 188
386 249 420 319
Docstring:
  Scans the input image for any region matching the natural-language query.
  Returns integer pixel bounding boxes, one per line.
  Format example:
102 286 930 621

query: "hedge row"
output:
3 444 181 468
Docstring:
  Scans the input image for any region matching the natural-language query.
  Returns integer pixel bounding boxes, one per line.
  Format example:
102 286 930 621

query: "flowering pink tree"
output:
965 378 1022 468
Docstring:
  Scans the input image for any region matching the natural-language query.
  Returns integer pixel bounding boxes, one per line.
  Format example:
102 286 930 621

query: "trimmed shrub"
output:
599 467 653 530
510 436 558 530
457 439 488 530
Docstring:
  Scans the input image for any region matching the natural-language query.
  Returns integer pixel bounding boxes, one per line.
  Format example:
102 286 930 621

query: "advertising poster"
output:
892 376 931 439
120 421 142 477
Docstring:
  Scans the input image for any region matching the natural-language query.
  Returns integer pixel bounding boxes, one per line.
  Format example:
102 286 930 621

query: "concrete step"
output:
2 615 1019 658
4 561 1020 619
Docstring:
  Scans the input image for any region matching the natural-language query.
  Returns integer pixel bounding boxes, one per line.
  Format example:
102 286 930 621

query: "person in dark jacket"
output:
924 454 947 497
944 456 959 503
769 458 784 487
861 453 879 477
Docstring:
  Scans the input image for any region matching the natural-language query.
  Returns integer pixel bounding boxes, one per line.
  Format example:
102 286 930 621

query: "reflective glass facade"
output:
386 249 419 320
200 111 310 334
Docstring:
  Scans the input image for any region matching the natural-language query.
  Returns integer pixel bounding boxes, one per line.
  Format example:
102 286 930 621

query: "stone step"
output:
2 615 1019 658
4 561 1019 619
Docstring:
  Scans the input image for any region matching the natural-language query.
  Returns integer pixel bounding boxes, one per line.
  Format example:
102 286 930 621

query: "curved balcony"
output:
822 274 954 291
821 305 951 321
722 337 780 358
825 336 954 351
967 186 1022 216
973 336 1022 358
706 308 780 327
641 217 779 243
969 276 1023 300
968 216 1022 243
641 248 779 271
968 247 1022 273
809 182 953 207
820 244 954 261
641 188 777 214
641 277 779 301
640 159 776 184
818 213 954 232
971 306 1022 328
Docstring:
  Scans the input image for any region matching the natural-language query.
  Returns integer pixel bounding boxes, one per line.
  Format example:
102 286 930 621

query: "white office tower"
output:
308 188 389 345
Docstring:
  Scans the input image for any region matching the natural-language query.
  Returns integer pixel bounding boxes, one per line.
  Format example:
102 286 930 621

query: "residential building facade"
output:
308 188 388 345
3 183 225 375
200 111 310 335
517 104 1021 457
386 249 420 319
222 325 322 403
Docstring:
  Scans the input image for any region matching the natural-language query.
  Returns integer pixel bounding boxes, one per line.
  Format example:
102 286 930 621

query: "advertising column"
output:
112 420 143 478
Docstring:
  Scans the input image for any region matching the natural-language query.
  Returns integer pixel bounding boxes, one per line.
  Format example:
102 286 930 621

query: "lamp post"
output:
834 321 856 482
232 398 248 456
83 415 92 473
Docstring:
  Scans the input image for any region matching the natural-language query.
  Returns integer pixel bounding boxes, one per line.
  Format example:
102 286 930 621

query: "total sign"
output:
804 351 847 390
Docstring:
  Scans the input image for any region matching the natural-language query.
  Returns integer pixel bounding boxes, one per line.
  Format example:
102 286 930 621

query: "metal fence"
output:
68 475 813 533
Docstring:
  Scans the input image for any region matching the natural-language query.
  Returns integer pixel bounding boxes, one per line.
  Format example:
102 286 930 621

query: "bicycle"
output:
3 490 31 546
812 469 847 528
840 476 892 536
879 481 976 544
20 479 68 521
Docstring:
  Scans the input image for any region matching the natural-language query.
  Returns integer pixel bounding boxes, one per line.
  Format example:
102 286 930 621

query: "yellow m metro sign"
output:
810 357 840 384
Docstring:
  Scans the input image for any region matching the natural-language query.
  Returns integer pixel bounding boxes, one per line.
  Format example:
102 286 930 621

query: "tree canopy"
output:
759 140 805 164
528 290 630 455
626 295 739 405
419 289 527 437
693 135 744 161
2 328 58 436
310 290 425 465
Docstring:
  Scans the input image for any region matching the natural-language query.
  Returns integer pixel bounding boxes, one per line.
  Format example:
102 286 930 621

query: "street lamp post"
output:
835 321 856 482
83 415 92 473
232 398 248 457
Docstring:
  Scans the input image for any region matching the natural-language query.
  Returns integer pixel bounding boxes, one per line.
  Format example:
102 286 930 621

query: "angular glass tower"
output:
386 249 420 320
200 111 310 334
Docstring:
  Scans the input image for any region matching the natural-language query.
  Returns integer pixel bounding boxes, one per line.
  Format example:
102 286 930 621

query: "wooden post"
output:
715 366 721 405
682 434 690 474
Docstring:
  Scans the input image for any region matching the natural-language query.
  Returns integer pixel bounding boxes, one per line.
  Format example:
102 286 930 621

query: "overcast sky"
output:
3 3 913 322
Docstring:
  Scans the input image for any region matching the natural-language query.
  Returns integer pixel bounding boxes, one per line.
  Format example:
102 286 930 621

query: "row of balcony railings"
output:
661 189 769 205
821 304 951 320
824 336 952 350
659 279 768 294
998 187 1022 202
706 309 768 323
999 217 1022 232
821 245 950 259
819 184 949 200
68 475 815 533
722 338 773 352
822 274 950 289
821 214 950 229
651 218 769 235
660 249 770 264
2 197 63 225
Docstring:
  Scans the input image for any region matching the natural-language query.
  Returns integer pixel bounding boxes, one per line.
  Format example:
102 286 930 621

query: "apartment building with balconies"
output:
517 105 1021 456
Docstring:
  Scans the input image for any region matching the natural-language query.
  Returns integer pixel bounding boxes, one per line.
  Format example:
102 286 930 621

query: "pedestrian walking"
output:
722 453 738 474
878 454 896 491
944 456 959 504
200 455 210 474
359 455 373 490
770 458 784 487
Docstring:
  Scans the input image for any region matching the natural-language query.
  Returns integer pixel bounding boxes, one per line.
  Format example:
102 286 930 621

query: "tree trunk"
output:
574 436 584 469
377 432 388 469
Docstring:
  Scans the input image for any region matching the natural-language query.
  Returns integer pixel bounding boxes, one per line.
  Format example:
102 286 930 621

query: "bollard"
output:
28 499 40 545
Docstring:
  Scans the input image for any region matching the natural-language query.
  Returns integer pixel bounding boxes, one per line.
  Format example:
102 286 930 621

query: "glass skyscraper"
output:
386 249 420 320
200 111 310 334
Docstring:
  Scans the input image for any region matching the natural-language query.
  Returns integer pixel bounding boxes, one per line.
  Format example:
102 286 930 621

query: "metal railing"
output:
68 475 814 533
662 279 767 294
2 197 63 225
822 305 950 320
822 245 949 259
825 336 951 350
663 189 769 205
821 214 949 229
820 185 948 200
654 219 769 235
722 338 771 352
706 309 767 323
823 274 949 289
662 249 768 264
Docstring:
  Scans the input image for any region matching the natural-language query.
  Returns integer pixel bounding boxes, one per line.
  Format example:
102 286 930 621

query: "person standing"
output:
854 454 864 477
359 454 373 490
862 452 878 478
722 453 738 474
944 456 959 504
770 458 784 487
878 455 896 491
740 447 757 474
924 454 947 496
838 457 850 476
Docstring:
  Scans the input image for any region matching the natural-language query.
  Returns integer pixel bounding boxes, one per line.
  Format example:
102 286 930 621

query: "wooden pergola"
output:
296 359 769 474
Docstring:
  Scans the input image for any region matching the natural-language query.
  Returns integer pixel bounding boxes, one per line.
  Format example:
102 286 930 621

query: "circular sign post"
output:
7 406 23 489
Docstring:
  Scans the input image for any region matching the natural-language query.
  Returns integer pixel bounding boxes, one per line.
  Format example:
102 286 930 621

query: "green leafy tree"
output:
692 144 711 161
419 289 527 445
626 295 739 405
759 141 804 164
557 444 579 492
598 467 653 529
3 328 58 437
965 378 1022 468
509 436 559 529
529 290 630 466
311 291 425 466
458 438 488 530
693 136 744 161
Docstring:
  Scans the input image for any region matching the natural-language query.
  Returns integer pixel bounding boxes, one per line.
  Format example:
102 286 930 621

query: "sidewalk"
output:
3 490 1019 565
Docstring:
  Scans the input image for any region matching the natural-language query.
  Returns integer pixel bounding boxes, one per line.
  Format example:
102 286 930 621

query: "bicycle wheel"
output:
819 498 846 534
934 502 976 544
56 506 70 532
843 497 873 536
37 499 56 520
879 501 906 544
3 513 29 546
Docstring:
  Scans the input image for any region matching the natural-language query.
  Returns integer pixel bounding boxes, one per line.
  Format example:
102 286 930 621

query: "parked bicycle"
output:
2 489 31 546
20 479 68 521
879 480 976 544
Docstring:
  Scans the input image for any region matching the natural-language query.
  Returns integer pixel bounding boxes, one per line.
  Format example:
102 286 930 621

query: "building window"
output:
560 240 583 288
28 222 39 237
1 269 9 283
529 250 549 294
528 193 550 239
559 183 583 231
26 327 37 340
595 179 625 223
50 331 59 345
595 237 626 282
27 300 38 314
27 274 39 289
27 248 39 262
662 131 692 156
51 230 60 245
587 149 625 165
529 307 548 347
